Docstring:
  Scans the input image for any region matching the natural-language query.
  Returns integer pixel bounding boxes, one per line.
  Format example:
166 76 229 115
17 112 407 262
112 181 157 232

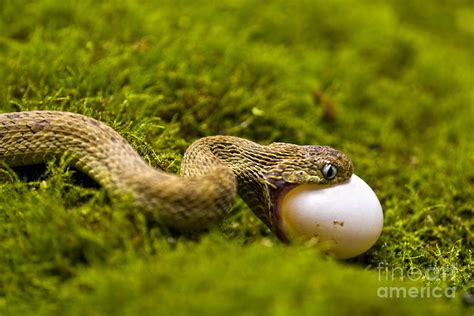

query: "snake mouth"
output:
268 182 298 242
268 179 354 242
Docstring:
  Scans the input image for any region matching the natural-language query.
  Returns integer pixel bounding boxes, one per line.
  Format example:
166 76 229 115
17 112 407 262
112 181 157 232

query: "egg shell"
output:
280 174 383 259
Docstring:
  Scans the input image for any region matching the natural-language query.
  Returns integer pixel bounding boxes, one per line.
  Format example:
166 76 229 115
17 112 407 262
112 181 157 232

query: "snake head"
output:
261 143 354 241
206 136 353 241
264 143 353 187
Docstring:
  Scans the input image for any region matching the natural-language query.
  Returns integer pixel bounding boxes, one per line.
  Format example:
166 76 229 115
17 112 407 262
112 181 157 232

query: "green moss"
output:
0 0 472 315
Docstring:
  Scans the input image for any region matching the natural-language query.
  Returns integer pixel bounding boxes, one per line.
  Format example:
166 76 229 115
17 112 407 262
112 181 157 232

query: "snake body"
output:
0 111 353 240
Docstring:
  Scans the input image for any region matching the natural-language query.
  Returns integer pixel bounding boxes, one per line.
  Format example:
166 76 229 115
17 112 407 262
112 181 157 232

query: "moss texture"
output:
0 0 472 315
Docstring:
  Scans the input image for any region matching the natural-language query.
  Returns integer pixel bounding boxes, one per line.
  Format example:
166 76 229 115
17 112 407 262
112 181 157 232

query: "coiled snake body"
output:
0 111 353 240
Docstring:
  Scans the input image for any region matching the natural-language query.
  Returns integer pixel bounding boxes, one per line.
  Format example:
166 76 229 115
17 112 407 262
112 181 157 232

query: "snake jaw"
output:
280 170 322 184
270 186 299 242
262 172 300 242
262 163 351 241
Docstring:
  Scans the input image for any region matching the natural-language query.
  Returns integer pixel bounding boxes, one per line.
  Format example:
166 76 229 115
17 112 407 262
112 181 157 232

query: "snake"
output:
0 111 353 241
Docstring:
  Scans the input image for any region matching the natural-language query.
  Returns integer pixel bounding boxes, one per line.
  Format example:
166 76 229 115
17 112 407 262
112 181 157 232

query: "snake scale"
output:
0 111 353 240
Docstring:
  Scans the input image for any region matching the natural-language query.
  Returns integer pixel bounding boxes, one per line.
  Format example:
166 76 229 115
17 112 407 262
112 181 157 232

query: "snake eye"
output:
322 163 337 180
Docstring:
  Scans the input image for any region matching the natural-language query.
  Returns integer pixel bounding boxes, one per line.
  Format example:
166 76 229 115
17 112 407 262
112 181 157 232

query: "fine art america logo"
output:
376 262 461 299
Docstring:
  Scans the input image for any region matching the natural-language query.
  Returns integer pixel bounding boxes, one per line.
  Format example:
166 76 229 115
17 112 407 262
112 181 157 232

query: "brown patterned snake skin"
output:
0 111 353 240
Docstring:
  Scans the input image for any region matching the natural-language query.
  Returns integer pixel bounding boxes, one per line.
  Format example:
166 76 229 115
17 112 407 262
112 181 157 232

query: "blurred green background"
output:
0 0 472 315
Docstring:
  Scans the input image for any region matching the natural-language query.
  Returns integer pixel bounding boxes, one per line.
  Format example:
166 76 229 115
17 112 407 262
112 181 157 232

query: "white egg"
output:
280 174 383 259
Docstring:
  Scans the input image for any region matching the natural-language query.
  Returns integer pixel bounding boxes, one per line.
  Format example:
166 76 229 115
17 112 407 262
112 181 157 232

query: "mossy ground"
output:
0 0 473 315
